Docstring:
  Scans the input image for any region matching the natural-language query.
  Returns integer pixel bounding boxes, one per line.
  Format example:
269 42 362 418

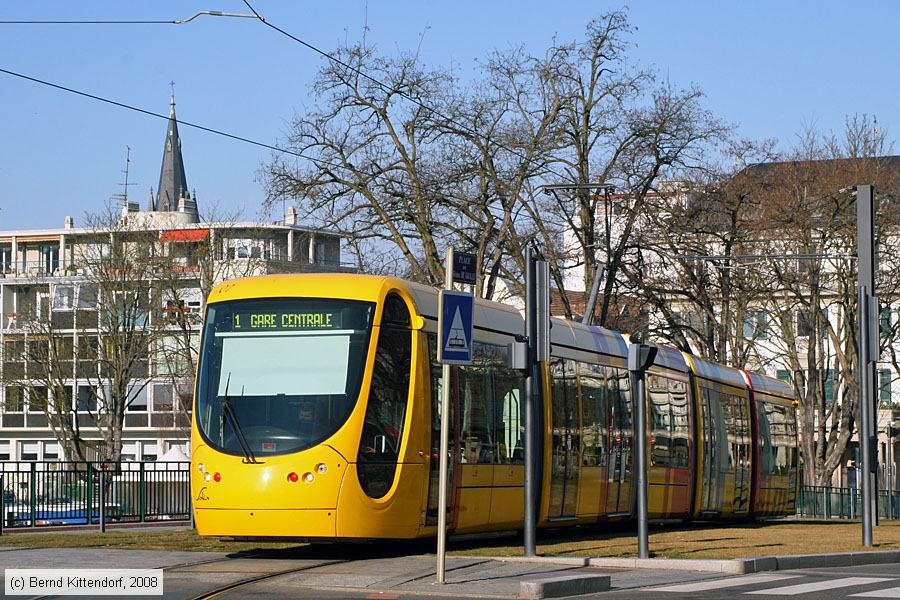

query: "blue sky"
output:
1 1 899 229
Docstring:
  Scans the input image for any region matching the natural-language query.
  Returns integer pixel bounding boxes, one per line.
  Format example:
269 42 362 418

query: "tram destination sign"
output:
232 310 343 330
452 251 477 285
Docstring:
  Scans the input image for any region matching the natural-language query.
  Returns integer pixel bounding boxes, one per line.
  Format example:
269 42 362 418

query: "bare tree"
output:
4 206 166 462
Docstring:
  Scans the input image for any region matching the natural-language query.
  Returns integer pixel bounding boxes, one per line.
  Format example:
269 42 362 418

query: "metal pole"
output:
100 468 106 533
858 183 876 546
524 248 537 557
860 286 873 543
635 369 649 558
1 473 4 536
581 266 605 326
436 247 454 584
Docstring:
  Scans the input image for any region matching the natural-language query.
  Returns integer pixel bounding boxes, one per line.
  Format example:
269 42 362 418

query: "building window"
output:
127 386 148 412
743 310 768 340
880 369 892 404
881 307 893 339
121 442 138 462
141 442 158 461
43 441 60 460
0 246 11 273
52 284 75 311
29 386 48 413
152 384 174 412
796 309 814 337
76 386 94 412
5 386 24 412
77 284 98 308
20 442 39 461
823 369 835 405
0 441 10 460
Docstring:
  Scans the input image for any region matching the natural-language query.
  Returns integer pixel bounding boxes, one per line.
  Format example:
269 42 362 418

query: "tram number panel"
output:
233 310 343 331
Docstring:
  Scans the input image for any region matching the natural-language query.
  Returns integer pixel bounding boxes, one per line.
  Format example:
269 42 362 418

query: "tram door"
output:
606 368 633 515
548 360 580 520
700 387 726 513
425 335 454 527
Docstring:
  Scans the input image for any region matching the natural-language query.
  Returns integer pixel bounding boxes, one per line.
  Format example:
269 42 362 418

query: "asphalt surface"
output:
1 546 900 599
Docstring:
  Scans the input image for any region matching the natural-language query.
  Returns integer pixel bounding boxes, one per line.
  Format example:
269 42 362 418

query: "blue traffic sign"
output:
438 290 474 365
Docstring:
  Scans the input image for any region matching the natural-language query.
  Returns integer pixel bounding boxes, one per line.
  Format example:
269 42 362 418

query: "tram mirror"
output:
412 315 426 330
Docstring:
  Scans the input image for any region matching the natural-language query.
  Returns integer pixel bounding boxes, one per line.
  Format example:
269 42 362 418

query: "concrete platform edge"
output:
518 574 611 600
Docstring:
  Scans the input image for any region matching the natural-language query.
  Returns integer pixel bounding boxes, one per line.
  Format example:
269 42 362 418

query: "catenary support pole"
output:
858 184 876 546
635 367 649 558
436 247 454 583
524 248 537 557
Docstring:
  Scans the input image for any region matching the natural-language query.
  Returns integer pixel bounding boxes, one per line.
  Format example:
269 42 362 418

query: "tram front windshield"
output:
196 298 374 458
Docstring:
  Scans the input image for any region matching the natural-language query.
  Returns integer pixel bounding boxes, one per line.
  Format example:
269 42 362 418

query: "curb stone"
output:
519 574 611 599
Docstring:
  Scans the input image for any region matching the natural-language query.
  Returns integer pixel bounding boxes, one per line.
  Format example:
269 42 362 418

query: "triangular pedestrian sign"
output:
439 289 474 365
444 307 469 354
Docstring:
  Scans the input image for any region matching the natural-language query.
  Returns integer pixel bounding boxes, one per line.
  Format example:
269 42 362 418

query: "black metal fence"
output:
797 485 900 520
0 461 190 529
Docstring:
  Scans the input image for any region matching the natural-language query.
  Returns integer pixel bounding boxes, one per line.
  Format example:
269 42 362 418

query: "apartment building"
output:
0 97 347 461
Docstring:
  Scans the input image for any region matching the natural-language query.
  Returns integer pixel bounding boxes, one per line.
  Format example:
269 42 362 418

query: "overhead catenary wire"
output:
0 11 260 25
0 66 539 225
239 0 571 182
0 20 179 24
0 66 345 171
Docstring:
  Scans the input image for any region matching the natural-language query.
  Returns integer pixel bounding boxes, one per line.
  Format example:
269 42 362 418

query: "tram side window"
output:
579 363 607 467
704 387 731 474
609 367 633 438
493 350 524 464
757 401 776 475
722 393 734 470
357 294 413 499
765 403 792 476
786 406 799 475
648 375 672 467
427 333 457 464
669 378 690 468
459 343 494 464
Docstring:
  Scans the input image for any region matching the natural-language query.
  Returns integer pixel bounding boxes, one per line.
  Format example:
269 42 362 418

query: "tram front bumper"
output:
195 507 337 537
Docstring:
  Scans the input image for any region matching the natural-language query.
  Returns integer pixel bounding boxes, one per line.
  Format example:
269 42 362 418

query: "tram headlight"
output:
315 463 327 474
197 463 204 473
302 472 314 483
204 472 211 482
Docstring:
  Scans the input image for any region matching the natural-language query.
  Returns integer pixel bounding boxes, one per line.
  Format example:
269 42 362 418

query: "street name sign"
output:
438 289 474 365
452 251 478 285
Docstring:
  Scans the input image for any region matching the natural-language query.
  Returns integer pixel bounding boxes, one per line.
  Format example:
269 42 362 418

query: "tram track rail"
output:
187 558 350 600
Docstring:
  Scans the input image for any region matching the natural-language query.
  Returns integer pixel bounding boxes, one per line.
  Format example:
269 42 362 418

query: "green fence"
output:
0 461 190 528
797 485 900 520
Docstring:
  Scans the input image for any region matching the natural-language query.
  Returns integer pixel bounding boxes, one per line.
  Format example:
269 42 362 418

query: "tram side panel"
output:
744 371 800 518
645 369 694 519
686 356 753 520
335 291 427 539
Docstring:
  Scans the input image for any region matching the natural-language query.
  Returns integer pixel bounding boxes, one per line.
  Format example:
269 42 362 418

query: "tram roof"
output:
651 345 689 372
550 318 628 360
743 370 796 401
688 354 747 388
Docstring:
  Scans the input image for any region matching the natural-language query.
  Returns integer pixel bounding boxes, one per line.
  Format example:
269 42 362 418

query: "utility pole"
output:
629 337 657 559
857 184 877 546
523 248 550 556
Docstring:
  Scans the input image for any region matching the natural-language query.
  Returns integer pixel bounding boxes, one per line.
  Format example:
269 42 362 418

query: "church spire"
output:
156 85 189 212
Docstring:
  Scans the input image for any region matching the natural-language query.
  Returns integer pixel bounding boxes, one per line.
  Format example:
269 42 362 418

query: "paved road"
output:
3 547 900 599
608 563 900 600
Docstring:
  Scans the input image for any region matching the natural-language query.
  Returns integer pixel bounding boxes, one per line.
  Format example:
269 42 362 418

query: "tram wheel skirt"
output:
195 508 337 537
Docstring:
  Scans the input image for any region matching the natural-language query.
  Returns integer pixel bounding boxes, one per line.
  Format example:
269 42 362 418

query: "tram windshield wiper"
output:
220 373 260 464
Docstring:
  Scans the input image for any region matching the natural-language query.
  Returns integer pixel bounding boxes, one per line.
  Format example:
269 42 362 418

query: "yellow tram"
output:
191 274 798 539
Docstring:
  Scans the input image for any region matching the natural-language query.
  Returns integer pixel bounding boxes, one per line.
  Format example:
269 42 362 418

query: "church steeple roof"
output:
156 91 189 212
